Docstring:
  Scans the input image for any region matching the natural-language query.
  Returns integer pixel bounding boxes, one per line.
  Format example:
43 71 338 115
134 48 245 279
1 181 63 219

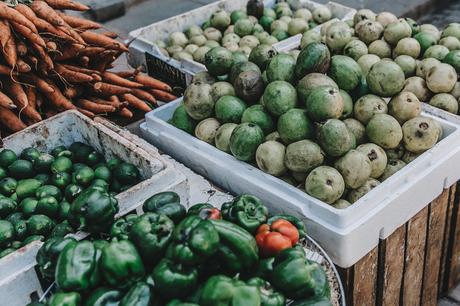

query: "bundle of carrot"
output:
0 0 177 135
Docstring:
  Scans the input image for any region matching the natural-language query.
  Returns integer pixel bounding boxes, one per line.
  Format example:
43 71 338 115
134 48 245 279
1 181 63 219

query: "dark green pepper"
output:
100 240 145 290
47 292 81 306
110 214 138 241
210 219 259 272
69 188 119 233
16 179 43 200
120 281 154 306
6 212 23 224
221 195 268 233
0 220 15 247
14 220 28 241
268 214 307 238
271 247 330 300
49 220 73 238
152 258 198 300
11 240 22 249
87 151 104 167
187 203 221 220
129 212 174 263
107 157 122 170
246 277 285 306
20 197 38 217
72 166 95 186
59 200 71 220
51 172 71 189
166 300 199 306
0 177 17 196
34 153 54 173
55 240 100 291
166 215 219 265
22 234 44 245
0 197 17 217
26 214 54 236
64 184 83 202
37 236 76 280
85 287 122 306
200 275 261 306
113 163 140 185
143 191 186 223
36 185 62 201
34 174 50 185
251 257 274 280
51 145 67 157
290 296 333 306
94 165 111 182
21 148 40 162
36 196 59 217
0 247 15 258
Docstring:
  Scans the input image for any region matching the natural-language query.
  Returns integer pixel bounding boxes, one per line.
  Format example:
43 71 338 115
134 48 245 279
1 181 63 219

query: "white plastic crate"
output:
0 110 188 283
127 0 355 87
141 98 460 267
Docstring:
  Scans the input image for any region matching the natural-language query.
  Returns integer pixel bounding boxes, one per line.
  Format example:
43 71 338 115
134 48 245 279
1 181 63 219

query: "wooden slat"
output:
440 184 457 295
337 266 353 306
422 189 450 305
377 225 406 306
352 247 378 306
448 182 460 290
401 206 429 305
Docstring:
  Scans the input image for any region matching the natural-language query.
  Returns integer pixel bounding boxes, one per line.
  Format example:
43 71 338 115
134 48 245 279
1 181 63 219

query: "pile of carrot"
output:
0 0 177 135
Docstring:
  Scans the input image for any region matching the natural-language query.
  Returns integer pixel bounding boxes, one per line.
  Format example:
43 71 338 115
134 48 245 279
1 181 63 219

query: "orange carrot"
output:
0 106 27 132
43 80 76 110
92 50 116 72
24 55 39 70
63 86 81 99
36 93 44 108
0 65 15 76
131 88 157 104
77 99 116 113
94 82 131 96
78 46 106 57
54 43 85 61
77 107 95 118
91 73 102 82
54 64 93 83
115 71 134 78
11 22 46 48
0 3 37 33
102 71 144 88
118 107 133 118
0 20 12 50
0 91 16 109
25 86 37 110
23 74 55 93
57 12 101 30
80 31 128 52
101 32 118 39
4 79 42 123
46 41 57 51
31 1 66 27
90 96 127 109
134 74 172 92
16 40 27 57
32 44 54 71
79 55 90 67
149 89 177 102
123 93 152 112
44 0 90 11
16 60 31 73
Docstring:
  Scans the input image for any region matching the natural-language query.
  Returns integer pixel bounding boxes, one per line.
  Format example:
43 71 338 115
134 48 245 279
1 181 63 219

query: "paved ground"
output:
108 0 460 304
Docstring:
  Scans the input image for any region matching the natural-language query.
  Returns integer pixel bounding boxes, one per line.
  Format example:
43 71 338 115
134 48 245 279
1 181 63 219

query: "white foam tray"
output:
141 98 460 267
127 0 355 74
0 110 188 283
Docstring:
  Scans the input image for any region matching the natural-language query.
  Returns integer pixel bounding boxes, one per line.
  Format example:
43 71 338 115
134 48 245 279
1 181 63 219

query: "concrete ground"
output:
107 0 460 304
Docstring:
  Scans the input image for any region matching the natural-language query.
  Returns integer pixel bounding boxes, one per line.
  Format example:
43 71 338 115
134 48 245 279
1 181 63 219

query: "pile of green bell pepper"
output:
0 142 142 258
33 192 332 306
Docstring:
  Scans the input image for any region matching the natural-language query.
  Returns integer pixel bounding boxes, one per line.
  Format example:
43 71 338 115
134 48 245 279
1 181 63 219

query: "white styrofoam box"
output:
422 103 460 125
0 110 188 280
127 0 354 75
140 98 460 267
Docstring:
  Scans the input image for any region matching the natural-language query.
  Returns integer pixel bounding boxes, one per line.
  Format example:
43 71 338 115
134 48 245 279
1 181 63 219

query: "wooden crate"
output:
337 183 460 306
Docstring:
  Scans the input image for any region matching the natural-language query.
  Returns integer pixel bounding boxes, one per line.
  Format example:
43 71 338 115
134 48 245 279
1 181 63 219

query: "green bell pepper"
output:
47 292 81 306
69 188 119 233
143 191 186 223
49 220 73 238
271 247 330 300
187 203 221 220
36 185 62 201
6 211 23 224
246 277 285 306
36 236 76 280
55 240 99 291
221 195 268 233
110 214 138 241
14 220 28 241
59 200 71 221
36 196 59 217
0 197 17 217
20 197 38 217
119 281 154 306
290 296 333 306
85 287 122 306
166 300 199 306
100 240 145 290
0 247 15 258
252 257 274 280
64 184 83 202
0 177 17 196
210 219 259 272
129 212 174 263
267 214 307 238
152 258 198 300
26 214 54 236
200 275 261 306
166 215 219 265
22 234 44 245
